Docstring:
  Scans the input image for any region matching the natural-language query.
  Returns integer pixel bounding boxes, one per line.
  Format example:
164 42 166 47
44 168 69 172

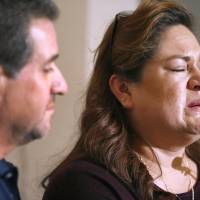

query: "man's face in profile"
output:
0 18 67 145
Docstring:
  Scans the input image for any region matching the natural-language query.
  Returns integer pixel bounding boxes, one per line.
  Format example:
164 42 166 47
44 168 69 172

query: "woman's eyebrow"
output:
165 55 191 62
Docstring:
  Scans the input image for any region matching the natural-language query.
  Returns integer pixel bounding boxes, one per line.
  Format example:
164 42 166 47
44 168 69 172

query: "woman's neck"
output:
146 146 185 167
134 138 198 194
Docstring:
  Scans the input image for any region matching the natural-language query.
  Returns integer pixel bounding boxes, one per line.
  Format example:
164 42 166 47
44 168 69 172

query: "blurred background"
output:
6 0 200 199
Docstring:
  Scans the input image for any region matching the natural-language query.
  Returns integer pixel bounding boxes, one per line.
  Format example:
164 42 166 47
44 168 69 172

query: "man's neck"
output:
0 130 15 159
0 144 15 159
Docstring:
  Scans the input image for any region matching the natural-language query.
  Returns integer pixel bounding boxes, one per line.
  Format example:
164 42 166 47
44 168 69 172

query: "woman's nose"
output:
187 68 200 91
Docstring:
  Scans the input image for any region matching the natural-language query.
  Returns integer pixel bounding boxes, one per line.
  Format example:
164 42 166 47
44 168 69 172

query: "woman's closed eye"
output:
169 66 187 72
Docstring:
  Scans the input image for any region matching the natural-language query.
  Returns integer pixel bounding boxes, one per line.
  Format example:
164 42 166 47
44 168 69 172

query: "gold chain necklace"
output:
136 152 195 200
160 170 194 200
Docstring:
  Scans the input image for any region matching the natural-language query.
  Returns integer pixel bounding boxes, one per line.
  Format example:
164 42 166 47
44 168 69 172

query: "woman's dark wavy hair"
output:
44 0 200 199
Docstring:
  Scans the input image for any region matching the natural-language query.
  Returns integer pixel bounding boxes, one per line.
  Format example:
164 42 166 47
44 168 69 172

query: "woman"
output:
43 0 200 199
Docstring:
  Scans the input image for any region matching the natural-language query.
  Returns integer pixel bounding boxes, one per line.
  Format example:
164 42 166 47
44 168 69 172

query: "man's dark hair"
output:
0 0 59 77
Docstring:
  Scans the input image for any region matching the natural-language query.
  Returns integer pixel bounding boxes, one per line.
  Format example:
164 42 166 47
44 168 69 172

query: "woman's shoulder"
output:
43 158 138 200
63 158 121 182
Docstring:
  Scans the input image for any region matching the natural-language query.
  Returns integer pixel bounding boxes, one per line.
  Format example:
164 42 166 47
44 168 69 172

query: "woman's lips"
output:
188 100 200 111
188 100 200 107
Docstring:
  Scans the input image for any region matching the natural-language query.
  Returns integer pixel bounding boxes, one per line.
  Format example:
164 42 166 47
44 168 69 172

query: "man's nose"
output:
51 69 68 95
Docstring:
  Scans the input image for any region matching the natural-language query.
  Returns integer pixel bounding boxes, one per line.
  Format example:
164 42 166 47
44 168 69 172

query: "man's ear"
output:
109 74 134 109
0 66 8 94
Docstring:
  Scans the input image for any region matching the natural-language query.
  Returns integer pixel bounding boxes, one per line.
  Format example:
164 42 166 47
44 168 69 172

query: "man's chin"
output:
16 129 43 145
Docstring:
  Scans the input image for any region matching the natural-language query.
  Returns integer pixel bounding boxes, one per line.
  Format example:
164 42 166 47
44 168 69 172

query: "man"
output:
0 0 67 199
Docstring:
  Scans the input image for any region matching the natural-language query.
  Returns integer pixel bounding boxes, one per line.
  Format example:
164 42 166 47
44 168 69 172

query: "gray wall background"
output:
181 0 200 37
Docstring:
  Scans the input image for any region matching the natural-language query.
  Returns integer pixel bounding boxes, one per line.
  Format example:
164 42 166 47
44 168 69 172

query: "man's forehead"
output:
28 18 59 62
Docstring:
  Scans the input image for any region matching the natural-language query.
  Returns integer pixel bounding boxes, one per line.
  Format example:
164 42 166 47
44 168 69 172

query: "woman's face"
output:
128 25 200 146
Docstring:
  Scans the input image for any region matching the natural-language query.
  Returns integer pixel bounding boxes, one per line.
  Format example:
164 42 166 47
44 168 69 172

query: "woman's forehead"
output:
154 25 200 60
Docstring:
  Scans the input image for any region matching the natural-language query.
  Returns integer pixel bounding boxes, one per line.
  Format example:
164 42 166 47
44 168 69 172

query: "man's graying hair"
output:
0 0 58 77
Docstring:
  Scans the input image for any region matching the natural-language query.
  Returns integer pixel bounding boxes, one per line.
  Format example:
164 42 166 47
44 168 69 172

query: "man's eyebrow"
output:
44 54 59 66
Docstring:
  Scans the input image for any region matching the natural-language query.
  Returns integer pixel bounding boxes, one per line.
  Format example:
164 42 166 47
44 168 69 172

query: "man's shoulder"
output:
0 159 17 178
0 159 20 200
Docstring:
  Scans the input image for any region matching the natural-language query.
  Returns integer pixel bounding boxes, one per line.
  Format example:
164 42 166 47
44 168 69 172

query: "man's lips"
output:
47 96 55 110
47 102 55 110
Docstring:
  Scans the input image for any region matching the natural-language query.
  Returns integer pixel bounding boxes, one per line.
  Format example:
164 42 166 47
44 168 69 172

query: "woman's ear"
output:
109 74 134 108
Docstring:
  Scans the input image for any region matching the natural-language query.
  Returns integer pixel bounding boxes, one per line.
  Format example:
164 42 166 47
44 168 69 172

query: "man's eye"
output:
43 67 53 73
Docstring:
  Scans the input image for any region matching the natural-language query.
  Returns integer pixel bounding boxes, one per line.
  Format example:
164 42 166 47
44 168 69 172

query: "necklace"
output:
173 186 194 200
160 169 194 200
135 152 195 200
